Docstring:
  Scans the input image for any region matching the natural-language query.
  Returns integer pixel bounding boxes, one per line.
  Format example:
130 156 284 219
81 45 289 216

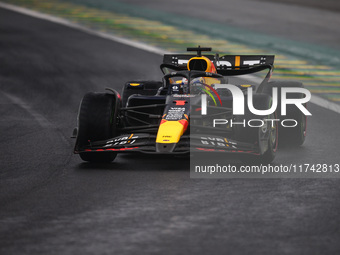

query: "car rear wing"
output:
162 54 275 75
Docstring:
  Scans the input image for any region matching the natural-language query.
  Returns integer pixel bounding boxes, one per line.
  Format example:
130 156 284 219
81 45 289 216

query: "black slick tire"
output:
234 94 278 164
77 92 118 162
263 80 307 146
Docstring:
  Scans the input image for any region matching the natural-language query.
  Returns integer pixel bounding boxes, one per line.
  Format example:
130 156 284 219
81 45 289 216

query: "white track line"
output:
3 91 71 145
310 94 340 113
1 2 340 115
0 2 169 56
2 91 52 128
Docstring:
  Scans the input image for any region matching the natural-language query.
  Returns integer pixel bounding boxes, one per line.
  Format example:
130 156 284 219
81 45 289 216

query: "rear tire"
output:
122 81 162 107
263 80 307 146
77 93 118 162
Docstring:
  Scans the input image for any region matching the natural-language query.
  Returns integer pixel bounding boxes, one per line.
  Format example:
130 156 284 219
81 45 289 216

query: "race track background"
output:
1 1 340 254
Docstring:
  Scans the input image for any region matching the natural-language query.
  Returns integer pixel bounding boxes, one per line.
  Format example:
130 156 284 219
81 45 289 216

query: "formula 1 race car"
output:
73 46 308 164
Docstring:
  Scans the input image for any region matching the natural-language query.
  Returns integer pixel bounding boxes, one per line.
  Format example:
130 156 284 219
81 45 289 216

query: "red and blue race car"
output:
73 47 307 163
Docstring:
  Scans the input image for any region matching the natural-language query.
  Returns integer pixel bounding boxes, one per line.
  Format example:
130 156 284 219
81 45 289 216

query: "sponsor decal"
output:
165 107 185 120
104 134 138 147
200 136 236 148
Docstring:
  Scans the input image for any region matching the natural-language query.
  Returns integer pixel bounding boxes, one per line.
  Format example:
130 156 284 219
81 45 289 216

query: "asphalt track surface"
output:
1 5 340 255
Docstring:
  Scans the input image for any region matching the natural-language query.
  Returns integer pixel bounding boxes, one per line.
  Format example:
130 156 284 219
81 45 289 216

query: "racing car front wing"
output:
74 133 260 155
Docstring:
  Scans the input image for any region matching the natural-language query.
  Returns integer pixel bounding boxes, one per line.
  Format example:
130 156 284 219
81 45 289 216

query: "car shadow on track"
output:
74 145 311 172
75 153 190 171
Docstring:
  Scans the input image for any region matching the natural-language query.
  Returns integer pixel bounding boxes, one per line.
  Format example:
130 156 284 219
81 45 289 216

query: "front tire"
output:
76 93 118 162
234 94 278 164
